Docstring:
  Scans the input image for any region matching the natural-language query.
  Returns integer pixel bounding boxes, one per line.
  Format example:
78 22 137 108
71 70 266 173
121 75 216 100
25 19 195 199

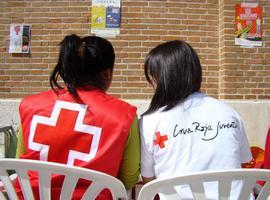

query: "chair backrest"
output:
0 126 18 158
0 159 128 200
137 169 270 200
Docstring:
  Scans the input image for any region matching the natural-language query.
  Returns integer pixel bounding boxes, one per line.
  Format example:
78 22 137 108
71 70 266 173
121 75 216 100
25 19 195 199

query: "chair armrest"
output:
253 183 263 197
0 173 17 191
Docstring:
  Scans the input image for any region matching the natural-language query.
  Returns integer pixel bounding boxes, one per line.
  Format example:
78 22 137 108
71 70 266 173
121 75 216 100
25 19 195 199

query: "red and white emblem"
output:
154 131 168 149
29 100 102 166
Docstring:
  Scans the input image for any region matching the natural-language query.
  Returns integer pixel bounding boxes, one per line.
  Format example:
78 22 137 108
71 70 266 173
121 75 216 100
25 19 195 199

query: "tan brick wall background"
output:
0 0 269 100
219 0 270 100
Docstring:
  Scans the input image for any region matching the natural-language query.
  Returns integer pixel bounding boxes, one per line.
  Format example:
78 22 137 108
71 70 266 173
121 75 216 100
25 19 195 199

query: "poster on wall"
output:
91 0 121 38
9 24 31 53
235 3 262 47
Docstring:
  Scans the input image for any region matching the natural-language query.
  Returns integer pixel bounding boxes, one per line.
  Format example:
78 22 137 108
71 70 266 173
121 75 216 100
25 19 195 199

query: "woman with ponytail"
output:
16 34 140 199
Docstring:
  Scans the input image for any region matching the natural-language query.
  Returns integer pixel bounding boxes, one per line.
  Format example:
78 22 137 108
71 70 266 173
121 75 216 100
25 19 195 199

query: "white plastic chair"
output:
137 169 270 200
0 158 128 200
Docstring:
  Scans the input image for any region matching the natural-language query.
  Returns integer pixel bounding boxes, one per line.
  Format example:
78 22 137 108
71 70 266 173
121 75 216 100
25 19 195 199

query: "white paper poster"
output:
91 0 121 38
9 24 31 53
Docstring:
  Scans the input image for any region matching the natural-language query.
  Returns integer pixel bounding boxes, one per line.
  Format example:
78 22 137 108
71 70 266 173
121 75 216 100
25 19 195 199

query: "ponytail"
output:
50 34 83 97
82 36 115 78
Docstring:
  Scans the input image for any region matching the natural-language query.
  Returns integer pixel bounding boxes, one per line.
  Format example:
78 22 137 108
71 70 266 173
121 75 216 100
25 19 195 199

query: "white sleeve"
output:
238 118 252 163
139 117 155 178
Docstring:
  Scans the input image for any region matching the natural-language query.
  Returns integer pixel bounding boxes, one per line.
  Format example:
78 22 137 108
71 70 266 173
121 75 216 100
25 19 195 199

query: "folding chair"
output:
0 158 128 200
0 126 18 158
137 169 270 200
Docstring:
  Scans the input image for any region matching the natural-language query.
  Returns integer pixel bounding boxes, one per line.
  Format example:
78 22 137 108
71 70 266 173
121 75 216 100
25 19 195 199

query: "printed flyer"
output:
9 24 31 53
235 3 262 47
91 0 121 37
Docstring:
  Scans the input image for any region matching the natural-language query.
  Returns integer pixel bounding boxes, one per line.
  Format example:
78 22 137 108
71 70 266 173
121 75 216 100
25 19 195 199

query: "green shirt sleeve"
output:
16 123 26 158
117 115 141 189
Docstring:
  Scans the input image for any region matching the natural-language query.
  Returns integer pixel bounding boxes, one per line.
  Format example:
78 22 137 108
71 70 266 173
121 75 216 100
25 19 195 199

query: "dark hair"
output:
144 40 202 115
50 34 115 97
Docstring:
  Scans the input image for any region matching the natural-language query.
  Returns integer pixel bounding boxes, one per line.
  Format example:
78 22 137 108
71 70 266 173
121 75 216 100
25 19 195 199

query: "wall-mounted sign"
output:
9 24 31 53
235 3 262 47
91 0 121 38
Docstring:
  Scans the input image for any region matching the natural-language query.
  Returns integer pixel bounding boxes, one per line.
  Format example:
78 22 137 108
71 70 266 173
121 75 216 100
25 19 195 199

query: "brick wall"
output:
0 0 269 100
219 0 270 99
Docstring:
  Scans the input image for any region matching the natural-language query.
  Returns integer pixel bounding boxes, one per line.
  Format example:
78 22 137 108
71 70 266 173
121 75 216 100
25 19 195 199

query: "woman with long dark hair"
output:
16 34 140 199
140 40 252 199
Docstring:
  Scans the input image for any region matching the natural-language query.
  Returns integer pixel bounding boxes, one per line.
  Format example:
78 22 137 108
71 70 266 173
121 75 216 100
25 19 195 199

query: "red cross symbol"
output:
29 100 102 166
154 131 168 149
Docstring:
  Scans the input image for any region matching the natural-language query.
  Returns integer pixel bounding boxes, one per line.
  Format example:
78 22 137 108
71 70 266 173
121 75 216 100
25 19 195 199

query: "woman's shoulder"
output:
105 93 137 111
20 90 56 105
139 107 167 134
19 90 58 114
79 87 137 111
200 94 242 120
204 95 237 111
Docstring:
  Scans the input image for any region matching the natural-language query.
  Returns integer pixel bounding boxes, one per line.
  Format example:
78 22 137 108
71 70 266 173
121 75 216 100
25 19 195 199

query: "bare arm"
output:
142 176 155 184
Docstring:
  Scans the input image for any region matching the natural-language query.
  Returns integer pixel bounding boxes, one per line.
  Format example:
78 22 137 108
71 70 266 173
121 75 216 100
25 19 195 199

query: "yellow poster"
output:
91 0 121 37
91 5 106 29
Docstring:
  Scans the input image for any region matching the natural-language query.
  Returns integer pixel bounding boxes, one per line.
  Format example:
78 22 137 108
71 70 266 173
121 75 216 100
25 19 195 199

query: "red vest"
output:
264 128 270 169
18 87 137 199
